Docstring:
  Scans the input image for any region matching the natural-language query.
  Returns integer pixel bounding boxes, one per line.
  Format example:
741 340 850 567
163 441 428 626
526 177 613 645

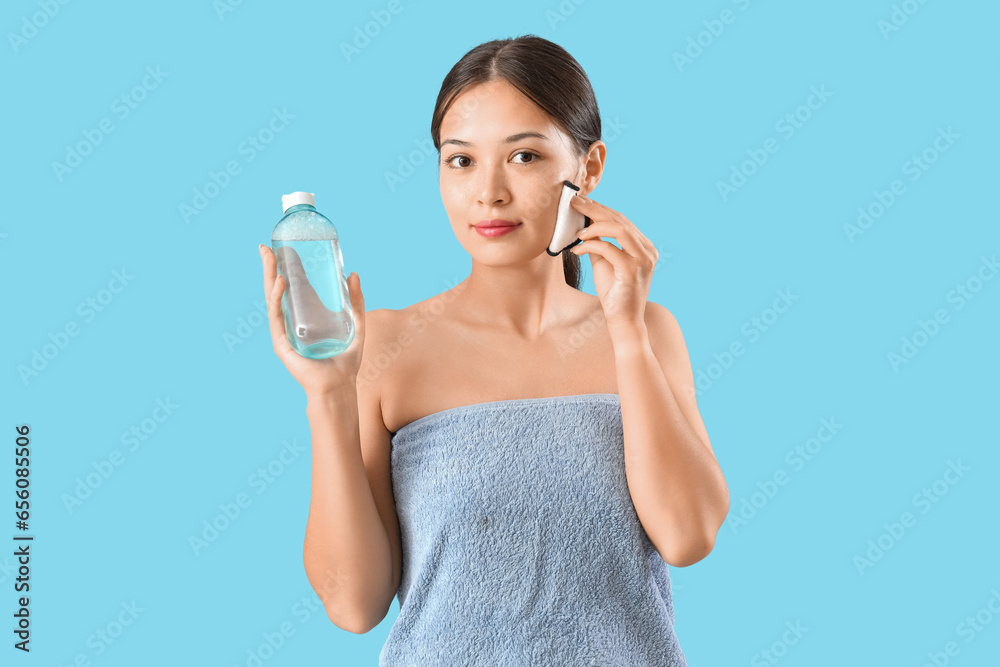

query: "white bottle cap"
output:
281 191 315 213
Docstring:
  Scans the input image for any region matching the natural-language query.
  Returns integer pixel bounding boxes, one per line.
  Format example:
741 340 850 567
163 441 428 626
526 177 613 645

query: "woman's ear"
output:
578 140 606 197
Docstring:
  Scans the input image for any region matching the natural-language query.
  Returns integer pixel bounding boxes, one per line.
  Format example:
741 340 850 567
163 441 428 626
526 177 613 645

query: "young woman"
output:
259 35 728 667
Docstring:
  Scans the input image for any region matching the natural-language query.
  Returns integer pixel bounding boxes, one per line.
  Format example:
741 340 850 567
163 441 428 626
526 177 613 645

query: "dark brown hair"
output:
430 35 602 291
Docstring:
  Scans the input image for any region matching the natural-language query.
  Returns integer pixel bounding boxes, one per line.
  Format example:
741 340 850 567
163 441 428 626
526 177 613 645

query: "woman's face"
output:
437 79 596 266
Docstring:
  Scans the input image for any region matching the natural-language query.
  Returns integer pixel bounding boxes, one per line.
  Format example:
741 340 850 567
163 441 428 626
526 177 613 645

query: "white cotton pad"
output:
546 180 592 257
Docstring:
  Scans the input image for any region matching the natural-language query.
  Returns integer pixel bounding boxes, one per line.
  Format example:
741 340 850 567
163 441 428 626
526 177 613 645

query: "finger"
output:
276 244 328 306
571 238 631 272
340 272 370 363
572 197 659 256
577 220 647 260
276 245 307 285
570 194 624 223
266 270 293 355
261 244 276 296
346 272 366 352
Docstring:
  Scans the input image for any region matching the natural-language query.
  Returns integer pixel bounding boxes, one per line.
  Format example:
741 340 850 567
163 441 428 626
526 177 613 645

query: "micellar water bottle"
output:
270 192 354 359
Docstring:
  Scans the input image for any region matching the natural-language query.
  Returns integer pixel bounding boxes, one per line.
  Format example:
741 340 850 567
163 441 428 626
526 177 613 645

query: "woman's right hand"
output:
259 244 366 398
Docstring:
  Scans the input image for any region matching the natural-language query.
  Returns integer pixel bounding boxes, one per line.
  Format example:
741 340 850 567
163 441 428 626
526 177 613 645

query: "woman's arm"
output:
609 303 730 568
302 386 397 634
566 195 729 568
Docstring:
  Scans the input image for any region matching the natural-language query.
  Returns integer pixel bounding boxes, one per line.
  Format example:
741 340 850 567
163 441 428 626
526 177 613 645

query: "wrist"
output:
306 385 358 413
609 321 650 354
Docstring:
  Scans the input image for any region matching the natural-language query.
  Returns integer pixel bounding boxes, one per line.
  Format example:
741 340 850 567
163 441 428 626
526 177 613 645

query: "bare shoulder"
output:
362 307 393 340
643 301 684 352
360 302 430 359
371 287 466 350
356 300 440 414
356 307 395 403
642 301 695 380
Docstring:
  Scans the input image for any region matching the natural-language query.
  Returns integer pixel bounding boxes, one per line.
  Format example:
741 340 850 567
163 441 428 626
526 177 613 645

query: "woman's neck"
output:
450 259 582 340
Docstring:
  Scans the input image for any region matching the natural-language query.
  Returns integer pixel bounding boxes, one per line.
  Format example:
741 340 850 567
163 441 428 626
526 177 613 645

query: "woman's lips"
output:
474 223 521 237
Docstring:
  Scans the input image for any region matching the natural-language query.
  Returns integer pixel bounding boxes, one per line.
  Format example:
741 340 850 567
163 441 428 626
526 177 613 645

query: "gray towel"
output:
380 393 688 667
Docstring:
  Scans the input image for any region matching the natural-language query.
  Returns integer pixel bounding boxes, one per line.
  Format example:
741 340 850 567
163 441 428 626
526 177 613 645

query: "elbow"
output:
663 531 718 568
315 590 385 635
328 609 378 635
317 586 384 635
315 594 375 634
303 562 382 635
661 485 729 567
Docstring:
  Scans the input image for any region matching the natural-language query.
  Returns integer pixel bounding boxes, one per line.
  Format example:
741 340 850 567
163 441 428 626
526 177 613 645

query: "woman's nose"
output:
476 163 510 206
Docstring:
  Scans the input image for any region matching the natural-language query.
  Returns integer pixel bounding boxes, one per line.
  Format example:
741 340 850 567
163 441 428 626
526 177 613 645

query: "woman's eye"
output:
444 155 472 168
443 152 538 168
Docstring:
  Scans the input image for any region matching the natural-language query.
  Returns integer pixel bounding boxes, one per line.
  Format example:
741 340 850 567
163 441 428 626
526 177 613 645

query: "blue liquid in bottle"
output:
271 192 354 359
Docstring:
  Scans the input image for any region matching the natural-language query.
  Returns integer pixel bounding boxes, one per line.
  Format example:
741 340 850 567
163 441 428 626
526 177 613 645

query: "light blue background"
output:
4 0 999 665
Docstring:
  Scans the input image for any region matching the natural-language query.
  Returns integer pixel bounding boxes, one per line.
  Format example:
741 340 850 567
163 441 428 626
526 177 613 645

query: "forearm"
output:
303 388 393 632
611 324 729 566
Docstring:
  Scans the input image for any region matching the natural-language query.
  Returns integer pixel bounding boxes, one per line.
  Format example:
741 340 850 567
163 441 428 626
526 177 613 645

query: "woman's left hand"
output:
569 194 659 331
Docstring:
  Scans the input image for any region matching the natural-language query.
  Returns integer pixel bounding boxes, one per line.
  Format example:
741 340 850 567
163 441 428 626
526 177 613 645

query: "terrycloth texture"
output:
379 393 688 667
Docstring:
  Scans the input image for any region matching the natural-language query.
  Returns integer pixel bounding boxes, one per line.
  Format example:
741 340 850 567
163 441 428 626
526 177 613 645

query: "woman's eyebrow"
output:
440 132 550 149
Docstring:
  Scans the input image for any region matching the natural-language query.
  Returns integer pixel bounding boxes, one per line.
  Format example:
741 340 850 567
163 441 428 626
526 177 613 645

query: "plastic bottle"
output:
270 192 354 359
